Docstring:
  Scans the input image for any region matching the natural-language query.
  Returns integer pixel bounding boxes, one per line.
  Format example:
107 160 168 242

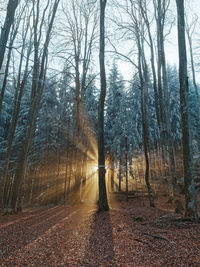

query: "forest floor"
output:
0 197 200 267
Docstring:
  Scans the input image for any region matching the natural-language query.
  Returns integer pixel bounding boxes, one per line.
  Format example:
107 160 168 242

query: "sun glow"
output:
93 166 98 172
28 103 119 207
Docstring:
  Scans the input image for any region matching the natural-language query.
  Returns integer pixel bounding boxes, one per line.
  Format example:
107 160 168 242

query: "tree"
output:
98 0 109 212
175 0 198 219
0 1 29 114
105 62 125 186
139 0 160 133
135 11 155 207
185 14 200 127
9 0 60 213
58 0 99 202
0 0 19 70
1 5 32 209
153 0 183 212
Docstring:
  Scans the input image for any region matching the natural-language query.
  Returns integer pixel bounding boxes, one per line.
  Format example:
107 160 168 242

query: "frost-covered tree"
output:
105 62 125 152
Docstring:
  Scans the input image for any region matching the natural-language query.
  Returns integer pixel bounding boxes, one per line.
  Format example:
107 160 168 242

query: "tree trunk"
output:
186 26 200 126
141 82 155 207
137 34 155 207
176 0 198 219
154 0 183 212
125 137 128 202
66 151 73 201
118 152 122 192
140 1 160 130
0 0 19 70
81 147 87 199
110 153 114 192
0 27 16 114
98 0 109 212
63 161 68 203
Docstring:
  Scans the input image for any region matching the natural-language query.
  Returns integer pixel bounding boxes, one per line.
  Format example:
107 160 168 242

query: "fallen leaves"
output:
0 198 200 266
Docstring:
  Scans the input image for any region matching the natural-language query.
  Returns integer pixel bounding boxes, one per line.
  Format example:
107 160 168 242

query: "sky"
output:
106 0 200 82
1 0 200 83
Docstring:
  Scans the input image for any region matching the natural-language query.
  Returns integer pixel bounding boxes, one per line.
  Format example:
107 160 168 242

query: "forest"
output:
0 0 200 266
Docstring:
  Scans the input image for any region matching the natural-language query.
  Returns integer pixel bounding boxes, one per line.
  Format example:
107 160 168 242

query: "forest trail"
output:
0 198 200 266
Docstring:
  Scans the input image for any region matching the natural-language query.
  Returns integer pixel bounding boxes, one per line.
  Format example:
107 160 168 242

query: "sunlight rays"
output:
26 100 161 207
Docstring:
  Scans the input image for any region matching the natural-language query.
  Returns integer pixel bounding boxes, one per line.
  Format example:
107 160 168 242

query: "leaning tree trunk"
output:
0 0 19 70
0 26 17 114
176 0 198 219
98 0 109 212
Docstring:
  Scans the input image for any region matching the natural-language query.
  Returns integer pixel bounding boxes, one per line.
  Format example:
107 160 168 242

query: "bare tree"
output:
139 0 160 131
134 4 155 207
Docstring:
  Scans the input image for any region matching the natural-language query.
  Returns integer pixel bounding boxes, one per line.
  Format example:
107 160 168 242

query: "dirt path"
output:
0 199 200 266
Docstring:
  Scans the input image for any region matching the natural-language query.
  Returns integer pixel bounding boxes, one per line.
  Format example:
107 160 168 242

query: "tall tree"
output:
154 0 183 212
135 7 155 207
175 0 198 218
98 0 109 211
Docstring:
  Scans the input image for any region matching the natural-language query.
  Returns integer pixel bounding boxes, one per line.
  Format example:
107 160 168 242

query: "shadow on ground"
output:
0 205 79 255
83 210 115 266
